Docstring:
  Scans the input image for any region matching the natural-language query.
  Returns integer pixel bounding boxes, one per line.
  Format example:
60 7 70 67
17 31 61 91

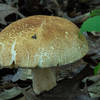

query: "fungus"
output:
0 15 88 94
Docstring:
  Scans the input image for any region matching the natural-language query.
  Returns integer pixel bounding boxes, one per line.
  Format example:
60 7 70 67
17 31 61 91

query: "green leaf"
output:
90 9 100 17
94 63 100 75
80 16 100 34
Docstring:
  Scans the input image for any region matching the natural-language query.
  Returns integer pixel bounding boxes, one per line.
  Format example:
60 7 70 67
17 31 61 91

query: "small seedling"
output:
79 9 100 35
80 16 100 34
90 9 100 17
79 9 100 75
94 63 100 75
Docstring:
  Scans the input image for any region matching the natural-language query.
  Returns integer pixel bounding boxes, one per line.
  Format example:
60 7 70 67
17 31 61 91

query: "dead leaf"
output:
0 87 22 100
88 80 100 98
0 4 25 25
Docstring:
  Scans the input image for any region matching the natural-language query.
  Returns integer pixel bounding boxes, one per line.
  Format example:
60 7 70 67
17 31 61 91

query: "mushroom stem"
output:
31 68 57 94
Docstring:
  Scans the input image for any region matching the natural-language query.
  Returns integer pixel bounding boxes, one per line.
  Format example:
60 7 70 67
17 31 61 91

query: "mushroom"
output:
0 15 88 94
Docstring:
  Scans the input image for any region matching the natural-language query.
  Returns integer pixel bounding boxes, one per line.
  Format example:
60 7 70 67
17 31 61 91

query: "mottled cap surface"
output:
0 15 88 68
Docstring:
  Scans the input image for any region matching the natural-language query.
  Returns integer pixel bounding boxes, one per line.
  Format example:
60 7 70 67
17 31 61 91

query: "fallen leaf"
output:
0 4 25 25
0 87 22 100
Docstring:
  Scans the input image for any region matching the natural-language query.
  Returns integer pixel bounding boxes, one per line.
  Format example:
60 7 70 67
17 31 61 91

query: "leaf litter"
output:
0 0 100 100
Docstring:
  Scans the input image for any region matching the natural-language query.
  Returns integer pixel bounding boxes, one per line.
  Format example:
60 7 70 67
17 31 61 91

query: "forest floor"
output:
0 0 100 100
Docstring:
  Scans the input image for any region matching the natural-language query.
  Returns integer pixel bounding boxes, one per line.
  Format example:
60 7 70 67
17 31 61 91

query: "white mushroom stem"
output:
31 68 57 94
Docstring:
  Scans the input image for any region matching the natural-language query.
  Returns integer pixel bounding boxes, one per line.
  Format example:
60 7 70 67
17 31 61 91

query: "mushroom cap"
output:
0 15 88 68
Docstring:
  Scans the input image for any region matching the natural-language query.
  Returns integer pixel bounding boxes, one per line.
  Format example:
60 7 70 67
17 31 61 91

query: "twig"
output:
63 12 90 23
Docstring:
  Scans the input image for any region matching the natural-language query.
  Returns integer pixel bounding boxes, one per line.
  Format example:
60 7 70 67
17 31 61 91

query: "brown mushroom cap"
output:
0 15 88 68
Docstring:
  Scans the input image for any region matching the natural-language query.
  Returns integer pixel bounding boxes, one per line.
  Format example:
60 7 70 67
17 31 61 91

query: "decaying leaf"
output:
88 80 100 98
5 0 18 6
0 87 22 100
82 74 100 98
0 4 25 25
83 75 100 83
2 59 87 82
